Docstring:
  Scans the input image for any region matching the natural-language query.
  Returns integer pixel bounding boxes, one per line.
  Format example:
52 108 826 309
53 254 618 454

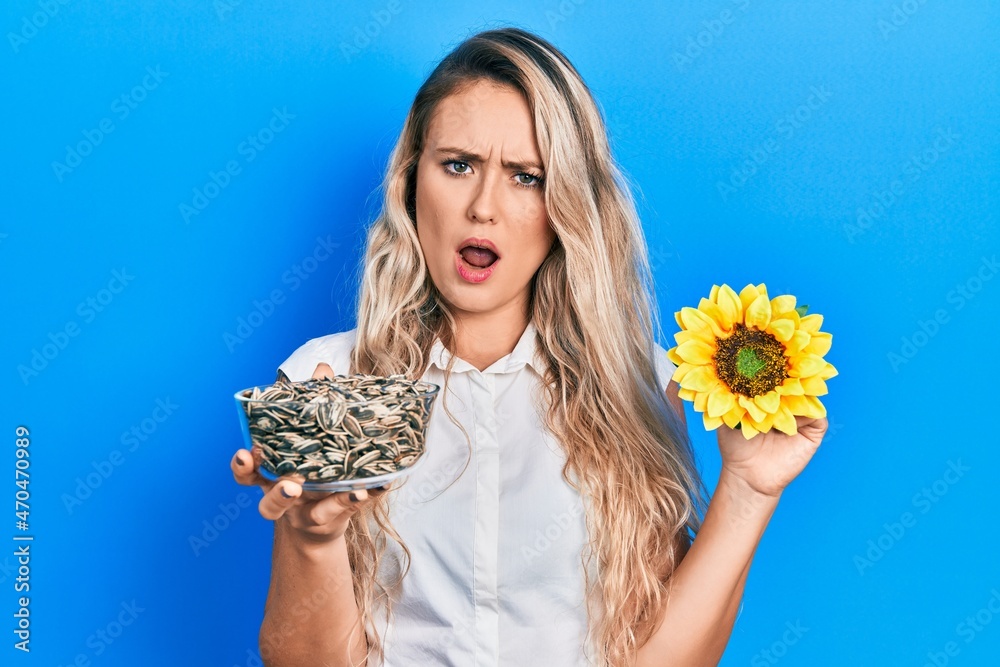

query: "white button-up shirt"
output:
277 321 677 666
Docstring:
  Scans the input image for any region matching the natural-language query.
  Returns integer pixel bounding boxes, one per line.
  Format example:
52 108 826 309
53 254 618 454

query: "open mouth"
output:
458 245 499 269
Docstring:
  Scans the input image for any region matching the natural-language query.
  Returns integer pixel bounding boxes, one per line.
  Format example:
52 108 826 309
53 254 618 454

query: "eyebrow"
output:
434 147 544 173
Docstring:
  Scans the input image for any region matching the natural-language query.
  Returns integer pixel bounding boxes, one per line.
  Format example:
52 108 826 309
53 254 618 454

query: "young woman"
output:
231 27 828 667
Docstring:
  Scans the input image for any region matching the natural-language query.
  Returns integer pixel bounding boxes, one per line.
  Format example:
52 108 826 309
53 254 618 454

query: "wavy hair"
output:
342 26 710 667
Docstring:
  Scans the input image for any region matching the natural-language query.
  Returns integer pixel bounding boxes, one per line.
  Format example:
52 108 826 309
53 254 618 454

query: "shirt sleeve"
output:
277 338 325 382
653 342 678 395
276 330 357 382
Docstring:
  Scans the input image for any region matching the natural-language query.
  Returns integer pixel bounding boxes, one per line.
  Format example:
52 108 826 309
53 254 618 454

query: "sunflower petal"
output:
697 299 728 331
670 361 697 384
674 310 684 329
770 294 796 315
722 404 746 429
776 308 801 328
799 313 824 333
804 332 832 357
738 395 767 422
680 366 719 393
680 307 726 338
739 420 760 440
707 385 736 418
679 306 710 332
745 294 772 330
674 328 716 346
738 284 760 313
767 317 795 343
776 377 805 395
800 375 828 396
694 390 709 413
678 387 696 401
702 412 724 431
677 340 715 365
783 394 811 415
716 285 743 330
666 347 683 366
802 395 827 418
709 284 720 303
757 412 776 433
754 390 781 415
772 404 798 435
756 283 769 298
819 362 839 380
671 362 695 383
790 354 825 378
786 329 812 356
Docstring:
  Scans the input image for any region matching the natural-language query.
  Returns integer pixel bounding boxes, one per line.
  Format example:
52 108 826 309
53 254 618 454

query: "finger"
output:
258 477 305 520
232 449 272 490
795 415 829 431
311 363 335 379
306 485 390 523
306 490 361 524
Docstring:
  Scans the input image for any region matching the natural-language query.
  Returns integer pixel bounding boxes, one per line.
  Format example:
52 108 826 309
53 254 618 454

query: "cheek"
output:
415 171 456 232
522 202 553 253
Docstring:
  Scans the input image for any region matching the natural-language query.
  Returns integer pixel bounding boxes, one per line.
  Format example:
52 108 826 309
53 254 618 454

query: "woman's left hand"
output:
716 416 828 498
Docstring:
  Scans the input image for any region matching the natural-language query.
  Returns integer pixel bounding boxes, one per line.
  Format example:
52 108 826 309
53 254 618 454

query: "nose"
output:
466 171 499 224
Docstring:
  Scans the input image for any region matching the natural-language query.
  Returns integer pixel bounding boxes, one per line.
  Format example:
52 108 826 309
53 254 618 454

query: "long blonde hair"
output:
343 27 709 667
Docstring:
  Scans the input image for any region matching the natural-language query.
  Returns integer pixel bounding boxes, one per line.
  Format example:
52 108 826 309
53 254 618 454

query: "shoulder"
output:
276 328 358 382
652 341 678 394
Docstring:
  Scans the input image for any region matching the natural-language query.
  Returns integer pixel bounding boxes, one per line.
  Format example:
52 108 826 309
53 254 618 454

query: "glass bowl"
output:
234 375 440 492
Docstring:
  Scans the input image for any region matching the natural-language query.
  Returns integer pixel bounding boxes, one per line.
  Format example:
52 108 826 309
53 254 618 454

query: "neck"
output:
450 302 530 372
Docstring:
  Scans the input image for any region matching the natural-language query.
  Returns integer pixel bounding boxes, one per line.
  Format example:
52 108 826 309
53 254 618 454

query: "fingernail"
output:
348 492 358 502
280 486 291 498
235 455 245 467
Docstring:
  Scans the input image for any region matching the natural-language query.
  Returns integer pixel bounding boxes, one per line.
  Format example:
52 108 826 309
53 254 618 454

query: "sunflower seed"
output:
240 375 438 483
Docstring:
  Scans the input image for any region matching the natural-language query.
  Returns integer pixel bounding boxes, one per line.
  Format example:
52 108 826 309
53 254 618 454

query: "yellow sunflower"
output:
666 283 837 439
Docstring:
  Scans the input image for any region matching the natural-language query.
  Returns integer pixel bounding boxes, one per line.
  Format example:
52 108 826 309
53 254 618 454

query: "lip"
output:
457 237 502 259
455 252 499 283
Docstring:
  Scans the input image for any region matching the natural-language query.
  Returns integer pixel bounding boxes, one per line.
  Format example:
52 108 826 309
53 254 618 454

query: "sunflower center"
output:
736 347 767 378
714 324 788 397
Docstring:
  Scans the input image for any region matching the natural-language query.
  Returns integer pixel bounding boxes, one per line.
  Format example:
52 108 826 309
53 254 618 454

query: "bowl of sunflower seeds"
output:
234 374 440 492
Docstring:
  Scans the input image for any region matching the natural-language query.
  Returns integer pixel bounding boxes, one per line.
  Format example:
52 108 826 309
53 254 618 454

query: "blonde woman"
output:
231 27 828 667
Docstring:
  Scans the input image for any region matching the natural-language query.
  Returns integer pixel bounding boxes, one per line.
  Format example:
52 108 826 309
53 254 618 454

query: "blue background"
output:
3 1 998 665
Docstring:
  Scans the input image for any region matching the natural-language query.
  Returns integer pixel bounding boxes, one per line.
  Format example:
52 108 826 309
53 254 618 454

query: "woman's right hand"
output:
230 363 391 544
230 448 390 543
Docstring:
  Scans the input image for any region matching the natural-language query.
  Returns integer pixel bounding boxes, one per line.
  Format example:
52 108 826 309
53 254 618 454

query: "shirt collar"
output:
429 320 543 375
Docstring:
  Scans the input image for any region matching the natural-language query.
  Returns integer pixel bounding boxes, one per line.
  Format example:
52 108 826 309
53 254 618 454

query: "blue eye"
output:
514 172 543 189
443 161 470 175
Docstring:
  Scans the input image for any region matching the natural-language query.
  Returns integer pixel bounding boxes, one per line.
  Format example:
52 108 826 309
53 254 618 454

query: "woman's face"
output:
413 79 555 324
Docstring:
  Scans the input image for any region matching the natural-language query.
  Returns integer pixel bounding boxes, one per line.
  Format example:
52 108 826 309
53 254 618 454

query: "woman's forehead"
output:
424 82 540 160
